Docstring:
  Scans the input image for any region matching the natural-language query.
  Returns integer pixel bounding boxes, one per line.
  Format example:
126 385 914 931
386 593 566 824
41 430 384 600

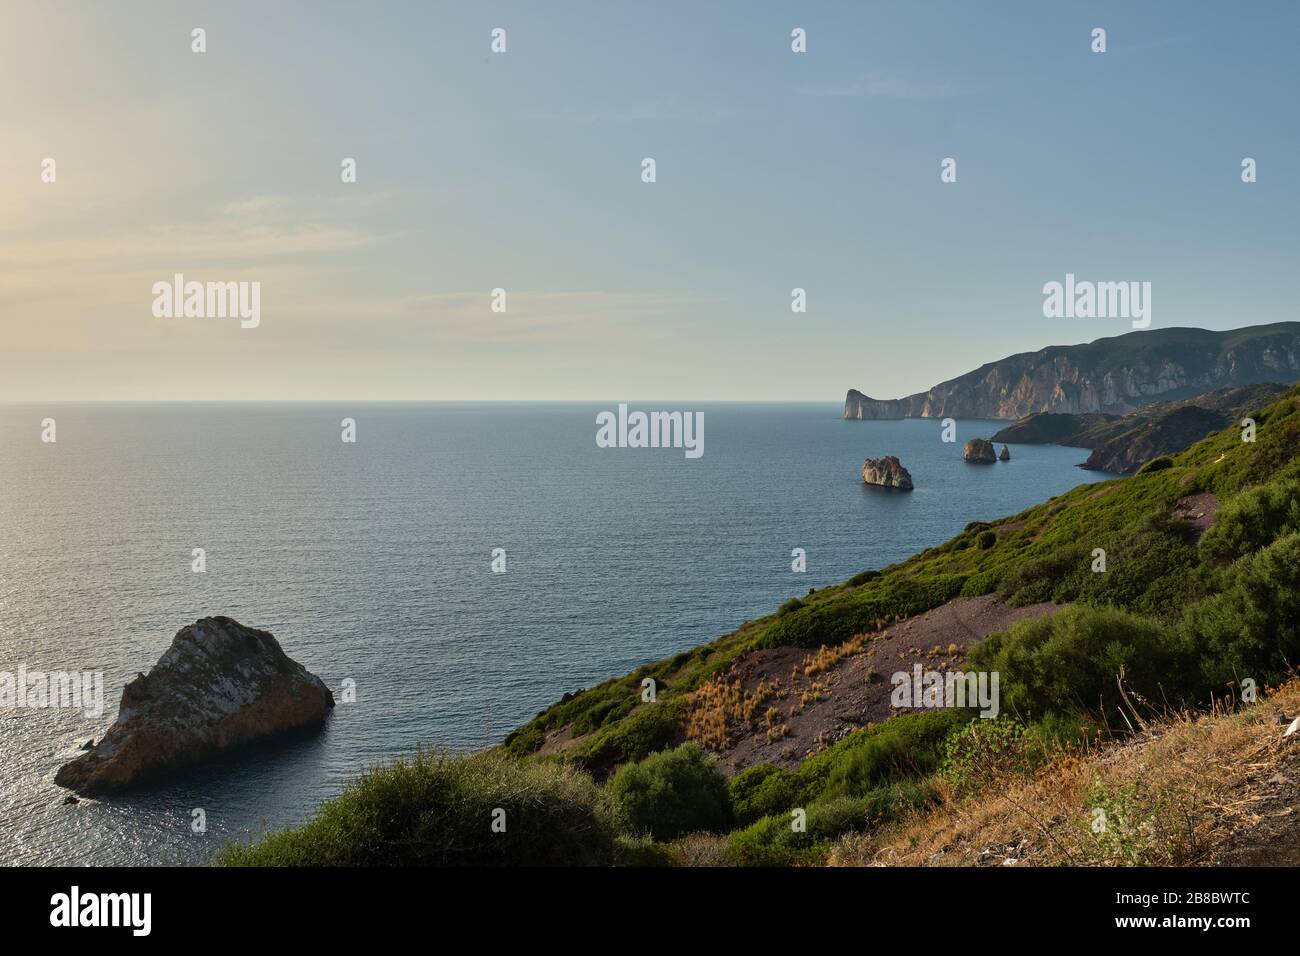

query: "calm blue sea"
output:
0 403 1108 865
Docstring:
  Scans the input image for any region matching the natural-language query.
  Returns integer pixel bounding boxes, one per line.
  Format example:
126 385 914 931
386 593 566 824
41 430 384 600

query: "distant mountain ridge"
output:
844 324 1300 421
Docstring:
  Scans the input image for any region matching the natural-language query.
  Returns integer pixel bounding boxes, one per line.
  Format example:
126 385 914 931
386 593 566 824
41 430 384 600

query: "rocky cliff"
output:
844 324 1300 421
55 617 334 795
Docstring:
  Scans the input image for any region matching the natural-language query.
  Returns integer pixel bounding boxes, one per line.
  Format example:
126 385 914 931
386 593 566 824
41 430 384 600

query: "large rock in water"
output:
55 617 333 796
862 455 914 490
963 438 997 463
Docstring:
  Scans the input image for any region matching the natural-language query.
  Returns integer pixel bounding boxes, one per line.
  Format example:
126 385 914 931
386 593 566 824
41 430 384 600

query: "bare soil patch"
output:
1173 492 1219 537
690 594 1061 776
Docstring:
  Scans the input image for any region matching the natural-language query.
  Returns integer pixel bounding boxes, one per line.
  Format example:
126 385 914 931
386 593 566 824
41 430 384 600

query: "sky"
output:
1 0 1297 401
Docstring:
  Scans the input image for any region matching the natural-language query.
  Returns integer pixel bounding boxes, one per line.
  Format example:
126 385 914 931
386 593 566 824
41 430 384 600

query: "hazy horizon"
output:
3 1 1297 402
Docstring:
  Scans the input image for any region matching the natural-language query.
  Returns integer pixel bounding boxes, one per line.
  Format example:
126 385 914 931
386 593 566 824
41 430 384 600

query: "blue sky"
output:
2 1 1297 400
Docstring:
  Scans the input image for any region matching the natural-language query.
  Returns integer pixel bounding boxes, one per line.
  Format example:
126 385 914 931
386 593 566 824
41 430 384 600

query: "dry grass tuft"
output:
802 630 878 676
684 676 779 750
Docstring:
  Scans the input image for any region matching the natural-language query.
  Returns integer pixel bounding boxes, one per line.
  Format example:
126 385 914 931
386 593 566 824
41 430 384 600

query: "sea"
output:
0 402 1109 865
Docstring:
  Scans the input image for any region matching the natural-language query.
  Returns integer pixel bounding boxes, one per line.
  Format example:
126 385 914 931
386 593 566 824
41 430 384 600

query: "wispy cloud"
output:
0 194 401 281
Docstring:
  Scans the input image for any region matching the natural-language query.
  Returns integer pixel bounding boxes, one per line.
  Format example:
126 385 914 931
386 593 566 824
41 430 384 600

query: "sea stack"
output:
999 444 1011 461
862 456 914 490
55 617 334 796
963 438 998 463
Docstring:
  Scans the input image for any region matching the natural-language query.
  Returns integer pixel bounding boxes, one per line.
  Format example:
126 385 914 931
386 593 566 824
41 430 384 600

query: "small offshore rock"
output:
964 438 997 463
862 455 915 490
999 444 1011 461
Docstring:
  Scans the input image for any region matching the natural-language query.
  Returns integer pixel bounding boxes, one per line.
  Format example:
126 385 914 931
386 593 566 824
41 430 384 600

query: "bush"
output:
812 710 968 801
1076 512 1201 616
997 544 1089 606
575 698 685 771
1182 531 1300 687
608 742 732 841
1199 479 1300 564
969 605 1190 721
941 718 1032 797
726 783 935 866
777 597 805 616
220 750 619 866
760 573 966 649
847 569 880 587
613 834 678 867
976 530 997 550
1137 456 1174 473
728 763 799 827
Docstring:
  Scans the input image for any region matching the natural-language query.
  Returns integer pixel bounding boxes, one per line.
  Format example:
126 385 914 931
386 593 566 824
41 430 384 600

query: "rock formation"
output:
999 444 1010 461
844 324 1300 421
862 456 914 490
963 439 997 463
55 617 334 796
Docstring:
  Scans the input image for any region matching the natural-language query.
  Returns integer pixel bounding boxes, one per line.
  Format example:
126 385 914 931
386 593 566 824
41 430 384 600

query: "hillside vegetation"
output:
226 385 1300 867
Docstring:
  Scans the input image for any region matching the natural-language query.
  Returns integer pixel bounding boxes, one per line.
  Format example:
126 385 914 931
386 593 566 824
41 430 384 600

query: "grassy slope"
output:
505 385 1300 773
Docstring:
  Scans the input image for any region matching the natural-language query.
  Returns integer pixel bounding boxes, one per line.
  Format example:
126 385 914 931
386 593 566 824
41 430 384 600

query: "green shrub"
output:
220 750 619 866
969 605 1190 721
777 597 805 616
976 530 997 550
813 709 969 801
1076 512 1202 615
726 814 820 866
728 763 799 827
998 544 1090 606
608 742 732 841
726 782 935 866
941 718 1032 797
1137 456 1174 474
1199 479 1300 564
1182 531 1300 687
760 574 966 649
575 698 685 771
613 834 678 867
1026 710 1098 752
